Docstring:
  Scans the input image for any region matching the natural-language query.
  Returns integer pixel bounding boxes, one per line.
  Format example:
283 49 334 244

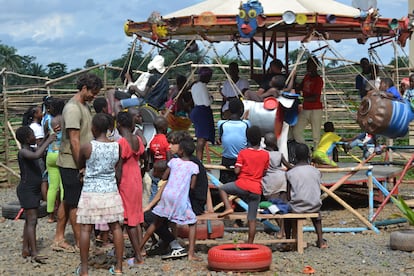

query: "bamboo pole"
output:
7 121 20 149
2 72 11 185
320 185 379 233
44 63 106 86
0 162 20 179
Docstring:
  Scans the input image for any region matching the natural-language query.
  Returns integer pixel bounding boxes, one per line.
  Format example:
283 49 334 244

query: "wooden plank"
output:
197 212 319 220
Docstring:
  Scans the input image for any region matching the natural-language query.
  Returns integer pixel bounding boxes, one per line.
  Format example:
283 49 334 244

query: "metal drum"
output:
242 100 277 134
357 92 414 138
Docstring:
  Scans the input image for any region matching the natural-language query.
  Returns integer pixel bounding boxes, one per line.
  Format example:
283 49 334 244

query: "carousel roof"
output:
124 0 412 44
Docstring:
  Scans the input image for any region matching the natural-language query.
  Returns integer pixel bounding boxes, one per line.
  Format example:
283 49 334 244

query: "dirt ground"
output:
1 183 414 275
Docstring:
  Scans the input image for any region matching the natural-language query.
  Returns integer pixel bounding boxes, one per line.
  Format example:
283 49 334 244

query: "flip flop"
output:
109 265 123 275
126 257 144 267
31 255 48 264
303 265 315 274
51 240 76 253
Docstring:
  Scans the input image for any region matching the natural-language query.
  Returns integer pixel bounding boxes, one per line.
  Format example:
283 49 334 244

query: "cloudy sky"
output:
0 0 409 70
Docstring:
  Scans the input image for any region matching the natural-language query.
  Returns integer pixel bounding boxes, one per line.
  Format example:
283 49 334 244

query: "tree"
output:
0 44 22 71
84 58 97 68
47 62 67 79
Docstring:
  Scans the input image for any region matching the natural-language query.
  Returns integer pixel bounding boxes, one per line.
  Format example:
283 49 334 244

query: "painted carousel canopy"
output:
124 0 412 45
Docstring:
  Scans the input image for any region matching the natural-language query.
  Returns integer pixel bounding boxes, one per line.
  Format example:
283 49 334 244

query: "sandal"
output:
161 248 188 260
51 240 76 253
75 265 81 276
109 265 123 275
126 257 144 267
31 255 48 264
303 265 315 274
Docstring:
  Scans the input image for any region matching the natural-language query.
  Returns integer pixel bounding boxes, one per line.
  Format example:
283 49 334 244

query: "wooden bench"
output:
195 212 319 254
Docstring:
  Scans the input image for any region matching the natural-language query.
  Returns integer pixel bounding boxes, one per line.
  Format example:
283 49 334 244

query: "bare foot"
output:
218 208 234 218
22 249 31 258
317 239 328 249
276 231 285 239
188 254 203 262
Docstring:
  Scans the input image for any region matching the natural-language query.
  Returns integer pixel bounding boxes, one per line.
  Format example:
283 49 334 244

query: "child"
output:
285 143 327 249
217 98 250 184
22 105 48 201
15 126 56 263
44 98 65 223
262 132 292 239
140 138 201 261
116 111 145 266
312 121 346 167
149 116 170 166
379 77 402 100
218 125 269 243
77 113 124 276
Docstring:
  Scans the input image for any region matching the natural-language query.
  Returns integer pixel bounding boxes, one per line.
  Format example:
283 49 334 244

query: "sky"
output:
0 0 409 70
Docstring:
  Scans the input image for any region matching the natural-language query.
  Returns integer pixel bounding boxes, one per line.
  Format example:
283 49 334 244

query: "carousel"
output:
121 0 414 152
119 0 414 240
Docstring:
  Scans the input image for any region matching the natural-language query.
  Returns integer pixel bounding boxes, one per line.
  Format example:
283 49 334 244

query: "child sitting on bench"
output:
286 143 327 249
218 126 269 243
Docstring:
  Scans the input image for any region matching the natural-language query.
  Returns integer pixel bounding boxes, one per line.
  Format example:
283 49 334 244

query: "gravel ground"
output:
1 185 414 276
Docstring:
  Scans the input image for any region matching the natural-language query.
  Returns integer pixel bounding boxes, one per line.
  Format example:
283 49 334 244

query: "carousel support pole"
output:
367 169 374 221
285 32 289 74
320 185 380 233
371 153 414 221
321 55 328 121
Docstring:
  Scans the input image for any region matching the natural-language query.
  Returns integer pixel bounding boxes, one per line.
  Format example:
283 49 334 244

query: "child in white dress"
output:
77 113 124 275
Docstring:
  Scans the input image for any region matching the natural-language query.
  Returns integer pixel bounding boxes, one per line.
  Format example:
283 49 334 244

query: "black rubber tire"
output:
390 229 414 252
177 220 224 240
208 243 272 272
2 201 47 220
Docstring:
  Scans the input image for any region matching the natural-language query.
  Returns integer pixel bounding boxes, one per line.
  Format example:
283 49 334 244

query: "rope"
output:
119 36 138 86
163 40 214 117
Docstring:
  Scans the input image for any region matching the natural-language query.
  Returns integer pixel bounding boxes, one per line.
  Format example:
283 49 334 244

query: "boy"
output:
218 126 269 243
312 121 346 167
286 143 327 249
149 116 170 167
217 98 250 184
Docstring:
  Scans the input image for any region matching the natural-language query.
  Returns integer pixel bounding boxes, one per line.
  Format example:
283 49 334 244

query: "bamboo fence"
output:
1 64 412 186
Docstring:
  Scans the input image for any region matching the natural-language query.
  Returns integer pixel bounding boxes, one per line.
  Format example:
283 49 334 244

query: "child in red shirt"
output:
218 126 269 243
149 116 170 166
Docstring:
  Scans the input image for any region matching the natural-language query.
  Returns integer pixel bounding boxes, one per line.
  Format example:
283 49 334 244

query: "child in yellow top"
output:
312 122 346 167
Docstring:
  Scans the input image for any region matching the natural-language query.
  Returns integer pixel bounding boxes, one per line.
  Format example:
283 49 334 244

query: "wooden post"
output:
2 72 11 185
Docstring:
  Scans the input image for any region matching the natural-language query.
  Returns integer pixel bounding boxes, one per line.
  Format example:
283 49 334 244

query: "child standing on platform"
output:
140 138 201 261
116 111 145 266
286 143 327 249
16 126 56 263
77 113 125 275
218 126 269 243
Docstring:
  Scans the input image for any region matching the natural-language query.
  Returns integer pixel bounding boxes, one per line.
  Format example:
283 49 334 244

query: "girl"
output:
116 111 145 266
22 105 48 201
15 126 56 263
190 67 215 160
44 98 65 223
77 113 124 276
140 138 201 261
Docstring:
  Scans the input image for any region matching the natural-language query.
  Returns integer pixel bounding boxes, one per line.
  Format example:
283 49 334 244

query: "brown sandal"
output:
51 240 76 253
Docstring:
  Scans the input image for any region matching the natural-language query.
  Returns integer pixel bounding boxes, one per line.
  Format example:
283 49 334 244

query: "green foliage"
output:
391 195 414 226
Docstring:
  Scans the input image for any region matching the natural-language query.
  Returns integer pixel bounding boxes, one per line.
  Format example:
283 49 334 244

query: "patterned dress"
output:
152 158 199 225
77 140 124 224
